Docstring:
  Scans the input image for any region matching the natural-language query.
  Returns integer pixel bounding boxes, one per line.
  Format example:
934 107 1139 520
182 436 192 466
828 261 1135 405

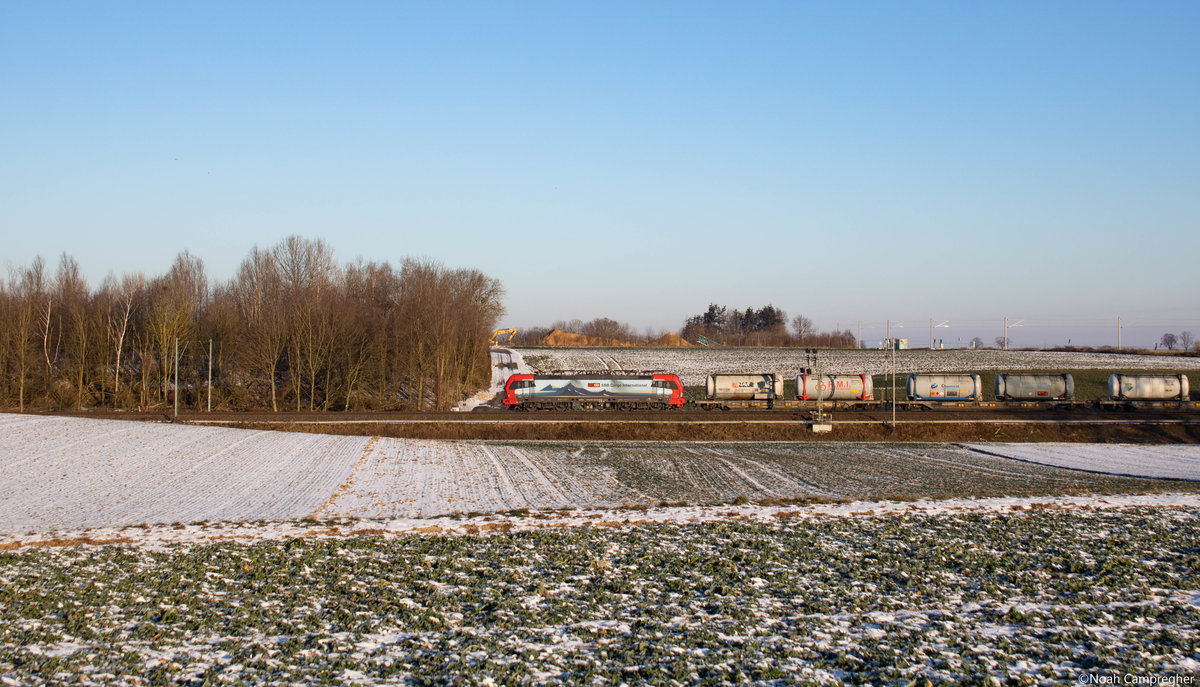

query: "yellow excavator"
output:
489 328 517 346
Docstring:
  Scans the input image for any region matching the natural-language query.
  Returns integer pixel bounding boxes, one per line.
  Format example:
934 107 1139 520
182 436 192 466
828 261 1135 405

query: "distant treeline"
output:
0 236 503 412
681 303 857 347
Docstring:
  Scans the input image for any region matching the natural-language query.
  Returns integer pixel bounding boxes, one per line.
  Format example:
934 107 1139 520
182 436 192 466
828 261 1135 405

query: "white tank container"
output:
705 373 782 400
794 374 873 401
1108 374 1189 400
994 373 1075 401
906 374 982 401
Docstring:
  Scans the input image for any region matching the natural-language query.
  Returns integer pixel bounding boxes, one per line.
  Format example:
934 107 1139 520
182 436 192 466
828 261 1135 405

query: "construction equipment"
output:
489 328 517 346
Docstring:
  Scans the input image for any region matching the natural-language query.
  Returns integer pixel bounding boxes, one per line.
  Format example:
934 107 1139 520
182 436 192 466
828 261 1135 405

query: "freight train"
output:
501 370 1196 411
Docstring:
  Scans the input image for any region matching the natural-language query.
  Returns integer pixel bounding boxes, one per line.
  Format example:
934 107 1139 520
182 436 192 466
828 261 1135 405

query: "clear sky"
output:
2 1 1198 348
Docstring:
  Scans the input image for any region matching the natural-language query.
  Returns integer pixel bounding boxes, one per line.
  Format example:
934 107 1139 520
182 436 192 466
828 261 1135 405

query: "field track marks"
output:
0 421 142 475
115 431 364 526
707 446 840 499
311 436 381 519
479 445 527 511
0 417 367 532
914 449 1084 482
501 446 573 507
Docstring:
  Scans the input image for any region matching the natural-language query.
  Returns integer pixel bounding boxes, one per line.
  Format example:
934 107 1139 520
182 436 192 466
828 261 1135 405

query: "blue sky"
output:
2 2 1198 347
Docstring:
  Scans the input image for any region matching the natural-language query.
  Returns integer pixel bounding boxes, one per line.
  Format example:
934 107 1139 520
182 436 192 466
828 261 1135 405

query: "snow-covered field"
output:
0 414 362 534
2 413 1199 541
3 412 1200 684
966 443 1200 481
518 347 1200 385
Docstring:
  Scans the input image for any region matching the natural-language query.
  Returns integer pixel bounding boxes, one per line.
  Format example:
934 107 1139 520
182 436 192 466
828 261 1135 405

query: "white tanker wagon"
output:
795 374 873 401
994 374 1075 401
1108 374 1190 401
698 373 796 410
705 373 783 400
906 374 983 401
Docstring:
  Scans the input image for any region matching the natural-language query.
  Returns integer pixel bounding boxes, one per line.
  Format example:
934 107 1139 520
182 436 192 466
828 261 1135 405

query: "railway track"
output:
12 408 1200 442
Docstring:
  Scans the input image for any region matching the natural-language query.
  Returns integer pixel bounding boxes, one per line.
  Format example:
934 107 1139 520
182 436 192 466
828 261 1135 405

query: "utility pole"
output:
1002 318 1023 350
173 336 179 420
207 338 213 412
857 320 861 349
930 319 949 349
1117 316 1122 350
887 319 895 429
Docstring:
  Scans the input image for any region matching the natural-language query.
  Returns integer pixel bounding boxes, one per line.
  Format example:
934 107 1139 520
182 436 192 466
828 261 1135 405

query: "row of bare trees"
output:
0 237 504 412
681 304 857 347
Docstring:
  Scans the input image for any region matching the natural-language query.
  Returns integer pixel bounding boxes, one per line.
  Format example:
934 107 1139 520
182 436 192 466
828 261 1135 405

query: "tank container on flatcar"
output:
1107 374 1190 401
906 374 983 401
705 373 783 400
794 374 873 401
994 373 1074 401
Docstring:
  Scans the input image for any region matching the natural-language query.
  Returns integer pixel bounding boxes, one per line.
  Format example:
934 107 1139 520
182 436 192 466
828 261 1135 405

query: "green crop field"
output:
3 509 1197 685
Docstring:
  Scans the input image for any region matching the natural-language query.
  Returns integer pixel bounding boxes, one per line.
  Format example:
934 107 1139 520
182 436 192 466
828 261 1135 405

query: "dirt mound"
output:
538 329 693 347
651 332 692 347
539 329 636 347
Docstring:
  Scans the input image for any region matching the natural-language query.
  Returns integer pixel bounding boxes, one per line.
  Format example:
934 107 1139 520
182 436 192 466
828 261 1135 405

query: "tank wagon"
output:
696 373 786 410
906 374 983 402
796 373 873 401
1108 374 1190 401
995 374 1074 401
502 371 685 410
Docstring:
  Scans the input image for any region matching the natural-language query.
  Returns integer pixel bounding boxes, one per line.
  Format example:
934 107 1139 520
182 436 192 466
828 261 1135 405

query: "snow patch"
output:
964 443 1200 481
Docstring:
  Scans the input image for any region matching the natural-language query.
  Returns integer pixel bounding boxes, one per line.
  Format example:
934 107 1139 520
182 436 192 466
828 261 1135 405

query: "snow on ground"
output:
0 414 365 534
518 347 1200 385
6 492 1199 551
964 443 1200 481
452 347 532 411
3 412 1199 541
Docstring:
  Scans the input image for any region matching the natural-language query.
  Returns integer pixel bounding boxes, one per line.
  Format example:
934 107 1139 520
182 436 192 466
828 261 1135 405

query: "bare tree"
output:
54 255 91 409
1180 331 1194 350
101 273 143 404
144 252 207 405
7 265 43 411
274 236 337 410
0 242 504 413
791 315 815 343
32 258 59 394
1160 332 1179 351
233 246 288 411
